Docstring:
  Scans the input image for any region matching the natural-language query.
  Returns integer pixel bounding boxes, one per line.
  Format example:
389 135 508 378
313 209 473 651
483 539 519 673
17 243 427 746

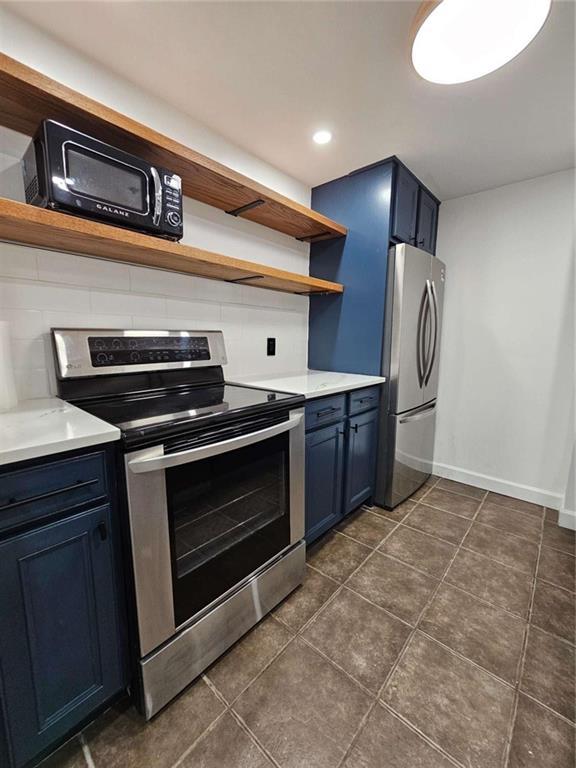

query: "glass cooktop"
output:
80 383 300 433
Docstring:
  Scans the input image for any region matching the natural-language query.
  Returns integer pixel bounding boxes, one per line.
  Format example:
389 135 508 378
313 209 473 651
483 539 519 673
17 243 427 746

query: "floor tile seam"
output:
216 631 297 709
376 701 467 768
452 539 540 577
297 633 380 699
370 543 448 581
340 516 473 768
417 498 483 520
214 633 300 711
336 624 419 768
437 578 531 621
503 527 544 767
226 707 284 768
517 689 576 728
483 498 546 522
335 527 394 551
540 541 576 559
397 518 470 548
525 621 576 649
470 516 543 545
385 519 461 550
535 574 576 596
413 499 480 523
414 628 518 690
170 708 230 768
435 484 489 503
338 584 415 630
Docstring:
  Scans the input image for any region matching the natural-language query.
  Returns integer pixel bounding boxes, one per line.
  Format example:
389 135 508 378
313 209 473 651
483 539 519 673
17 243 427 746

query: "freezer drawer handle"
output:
128 412 303 474
399 404 436 424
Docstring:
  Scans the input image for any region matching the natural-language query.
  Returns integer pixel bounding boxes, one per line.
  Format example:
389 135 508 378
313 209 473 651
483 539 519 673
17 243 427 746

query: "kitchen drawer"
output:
0 451 108 535
305 394 346 430
348 386 381 416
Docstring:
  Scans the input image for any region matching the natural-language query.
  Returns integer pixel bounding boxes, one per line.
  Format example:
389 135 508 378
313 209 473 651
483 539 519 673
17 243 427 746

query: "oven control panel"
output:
88 335 210 367
51 329 228 378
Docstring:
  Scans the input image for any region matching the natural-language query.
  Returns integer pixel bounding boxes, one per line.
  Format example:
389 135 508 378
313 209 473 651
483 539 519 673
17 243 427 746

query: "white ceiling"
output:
7 0 575 200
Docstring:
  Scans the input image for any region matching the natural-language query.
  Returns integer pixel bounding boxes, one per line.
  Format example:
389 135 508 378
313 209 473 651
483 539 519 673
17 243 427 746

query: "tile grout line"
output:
502 505 545 768
337 486 489 767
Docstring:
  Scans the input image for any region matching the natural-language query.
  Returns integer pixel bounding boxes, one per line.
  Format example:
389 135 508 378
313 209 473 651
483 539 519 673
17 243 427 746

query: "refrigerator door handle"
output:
416 287 428 388
424 280 439 386
399 402 436 424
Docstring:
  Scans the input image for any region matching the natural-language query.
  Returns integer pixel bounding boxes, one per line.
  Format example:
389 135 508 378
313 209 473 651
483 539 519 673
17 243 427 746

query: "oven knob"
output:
130 352 141 363
166 211 181 227
96 353 109 364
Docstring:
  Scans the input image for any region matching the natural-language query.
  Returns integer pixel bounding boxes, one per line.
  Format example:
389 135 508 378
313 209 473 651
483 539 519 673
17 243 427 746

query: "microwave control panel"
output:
161 172 183 236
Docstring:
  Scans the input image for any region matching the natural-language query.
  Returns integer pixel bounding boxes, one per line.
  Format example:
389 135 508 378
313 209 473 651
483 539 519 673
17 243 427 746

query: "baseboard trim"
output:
559 507 576 531
432 461 564 510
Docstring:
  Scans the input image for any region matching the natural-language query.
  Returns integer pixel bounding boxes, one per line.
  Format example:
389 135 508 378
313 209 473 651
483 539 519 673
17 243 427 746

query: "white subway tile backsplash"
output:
37 251 131 291
0 280 90 311
1 237 310 401
90 290 166 317
0 309 44 338
0 243 38 279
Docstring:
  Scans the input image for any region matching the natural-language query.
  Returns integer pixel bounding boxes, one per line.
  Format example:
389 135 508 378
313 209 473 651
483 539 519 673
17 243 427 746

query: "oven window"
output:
165 431 291 625
64 144 147 212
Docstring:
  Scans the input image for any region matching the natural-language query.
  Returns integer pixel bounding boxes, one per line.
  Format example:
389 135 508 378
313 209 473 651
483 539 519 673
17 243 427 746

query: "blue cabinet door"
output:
391 165 419 245
416 188 438 254
305 423 345 543
0 504 126 767
344 409 379 514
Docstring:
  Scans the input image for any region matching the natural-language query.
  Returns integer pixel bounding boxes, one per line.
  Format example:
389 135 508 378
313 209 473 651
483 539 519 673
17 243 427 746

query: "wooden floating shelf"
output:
0 198 344 296
0 53 347 243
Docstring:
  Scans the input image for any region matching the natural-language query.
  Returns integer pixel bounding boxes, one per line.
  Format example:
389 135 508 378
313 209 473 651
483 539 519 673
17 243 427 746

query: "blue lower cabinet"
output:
0 500 126 767
344 409 379 514
305 388 381 544
305 423 345 543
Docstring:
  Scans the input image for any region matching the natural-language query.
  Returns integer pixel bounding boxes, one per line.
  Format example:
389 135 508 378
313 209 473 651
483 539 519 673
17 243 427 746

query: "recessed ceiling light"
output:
411 0 552 85
313 130 332 145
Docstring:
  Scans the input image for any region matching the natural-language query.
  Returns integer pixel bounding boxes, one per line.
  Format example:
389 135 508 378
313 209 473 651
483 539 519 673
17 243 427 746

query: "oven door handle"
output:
127 412 303 474
151 166 162 226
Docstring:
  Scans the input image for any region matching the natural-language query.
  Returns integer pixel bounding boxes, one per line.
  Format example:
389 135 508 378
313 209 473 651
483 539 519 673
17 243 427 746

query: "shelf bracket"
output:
296 231 332 243
226 199 266 217
226 275 265 284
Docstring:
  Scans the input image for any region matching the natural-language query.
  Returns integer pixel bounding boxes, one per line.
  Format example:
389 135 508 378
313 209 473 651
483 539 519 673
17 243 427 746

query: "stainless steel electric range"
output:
52 328 305 718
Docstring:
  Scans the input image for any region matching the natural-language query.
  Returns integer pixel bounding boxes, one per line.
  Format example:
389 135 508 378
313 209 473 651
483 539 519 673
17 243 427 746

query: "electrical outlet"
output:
267 337 276 356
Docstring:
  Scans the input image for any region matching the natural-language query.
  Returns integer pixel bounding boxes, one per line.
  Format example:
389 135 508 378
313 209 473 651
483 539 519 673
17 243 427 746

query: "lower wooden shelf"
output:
0 199 344 295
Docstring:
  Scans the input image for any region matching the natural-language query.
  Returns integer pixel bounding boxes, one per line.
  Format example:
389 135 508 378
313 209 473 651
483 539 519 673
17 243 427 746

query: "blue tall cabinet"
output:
308 156 440 375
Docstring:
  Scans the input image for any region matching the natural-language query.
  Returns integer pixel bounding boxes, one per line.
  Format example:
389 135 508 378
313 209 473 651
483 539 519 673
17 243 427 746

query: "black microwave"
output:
22 120 183 240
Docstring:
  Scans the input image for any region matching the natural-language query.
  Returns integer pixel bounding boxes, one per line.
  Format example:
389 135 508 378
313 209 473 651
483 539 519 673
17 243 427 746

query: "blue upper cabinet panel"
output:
391 164 419 245
308 162 393 376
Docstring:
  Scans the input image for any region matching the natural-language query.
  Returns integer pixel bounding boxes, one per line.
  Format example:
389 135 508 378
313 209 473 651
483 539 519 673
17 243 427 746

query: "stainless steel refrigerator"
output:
375 243 446 508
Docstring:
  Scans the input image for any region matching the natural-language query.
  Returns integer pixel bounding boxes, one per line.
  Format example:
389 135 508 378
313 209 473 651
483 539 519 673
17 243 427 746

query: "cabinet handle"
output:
357 396 375 404
352 424 359 433
316 406 339 418
418 238 425 246
97 522 108 541
0 478 99 512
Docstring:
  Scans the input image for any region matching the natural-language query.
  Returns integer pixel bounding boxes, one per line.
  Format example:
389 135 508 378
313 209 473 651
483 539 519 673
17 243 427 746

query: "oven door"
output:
125 408 304 656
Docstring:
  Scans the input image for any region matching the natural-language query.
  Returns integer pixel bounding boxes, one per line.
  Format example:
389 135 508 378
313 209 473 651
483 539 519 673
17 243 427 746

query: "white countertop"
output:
234 370 386 399
0 398 120 467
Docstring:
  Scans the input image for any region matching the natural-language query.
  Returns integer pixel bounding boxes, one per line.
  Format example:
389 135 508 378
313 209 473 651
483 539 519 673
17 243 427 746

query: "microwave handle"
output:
151 166 162 226
128 411 303 474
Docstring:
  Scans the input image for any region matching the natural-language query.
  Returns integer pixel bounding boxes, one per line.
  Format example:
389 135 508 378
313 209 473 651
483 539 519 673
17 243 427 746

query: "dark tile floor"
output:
43 477 575 768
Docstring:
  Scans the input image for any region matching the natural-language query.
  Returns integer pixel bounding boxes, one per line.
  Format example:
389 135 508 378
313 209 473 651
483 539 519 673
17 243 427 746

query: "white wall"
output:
0 9 311 400
434 169 575 510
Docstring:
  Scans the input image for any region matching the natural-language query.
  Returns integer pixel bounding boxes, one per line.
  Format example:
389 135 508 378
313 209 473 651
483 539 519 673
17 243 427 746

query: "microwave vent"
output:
24 175 39 205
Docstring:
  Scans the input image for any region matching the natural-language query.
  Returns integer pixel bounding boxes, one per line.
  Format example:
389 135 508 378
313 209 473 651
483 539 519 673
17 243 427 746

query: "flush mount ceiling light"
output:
313 130 332 145
411 0 552 85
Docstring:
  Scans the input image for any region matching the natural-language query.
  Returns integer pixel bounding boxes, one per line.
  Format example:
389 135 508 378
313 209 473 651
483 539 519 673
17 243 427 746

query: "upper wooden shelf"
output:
0 53 347 243
0 198 343 295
